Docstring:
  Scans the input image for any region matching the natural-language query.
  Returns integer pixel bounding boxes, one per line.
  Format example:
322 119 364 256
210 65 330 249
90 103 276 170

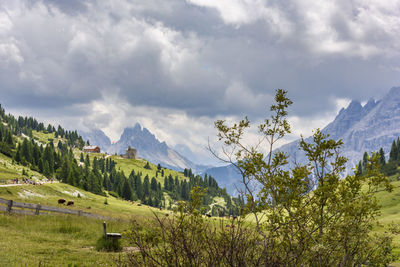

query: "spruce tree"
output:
164 177 168 191
389 140 398 162
379 148 386 166
151 177 157 191
122 180 133 201
143 175 150 197
5 130 13 147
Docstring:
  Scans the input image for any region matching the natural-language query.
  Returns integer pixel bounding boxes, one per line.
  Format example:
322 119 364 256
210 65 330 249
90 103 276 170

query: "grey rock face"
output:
83 123 207 172
205 87 400 194
279 86 400 172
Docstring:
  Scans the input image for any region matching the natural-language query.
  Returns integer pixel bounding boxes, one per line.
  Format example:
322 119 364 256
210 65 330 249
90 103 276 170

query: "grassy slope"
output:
73 148 188 185
0 183 167 266
0 152 46 183
0 183 166 220
110 155 188 184
0 214 128 266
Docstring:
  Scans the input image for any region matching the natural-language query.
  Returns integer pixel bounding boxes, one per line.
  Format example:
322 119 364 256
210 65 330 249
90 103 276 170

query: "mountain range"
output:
80 123 210 172
206 87 400 194
279 87 400 171
81 87 400 195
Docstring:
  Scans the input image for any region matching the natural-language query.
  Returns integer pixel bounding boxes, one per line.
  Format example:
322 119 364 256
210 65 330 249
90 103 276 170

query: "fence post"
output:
78 210 81 216
103 221 107 237
35 203 41 215
6 200 13 212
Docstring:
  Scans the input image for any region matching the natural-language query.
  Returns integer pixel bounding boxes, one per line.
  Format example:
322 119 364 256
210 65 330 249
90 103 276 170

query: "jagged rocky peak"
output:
387 86 400 97
120 123 155 141
346 100 362 113
334 100 363 121
362 98 377 116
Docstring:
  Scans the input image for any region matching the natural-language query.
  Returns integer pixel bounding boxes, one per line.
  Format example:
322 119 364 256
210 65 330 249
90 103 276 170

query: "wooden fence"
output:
0 197 109 220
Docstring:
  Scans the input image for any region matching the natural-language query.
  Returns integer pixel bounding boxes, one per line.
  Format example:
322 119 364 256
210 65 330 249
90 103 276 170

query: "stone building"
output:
124 146 137 159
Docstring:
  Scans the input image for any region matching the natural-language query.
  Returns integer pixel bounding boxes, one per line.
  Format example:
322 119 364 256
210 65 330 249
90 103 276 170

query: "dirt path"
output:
0 183 29 187
0 180 59 187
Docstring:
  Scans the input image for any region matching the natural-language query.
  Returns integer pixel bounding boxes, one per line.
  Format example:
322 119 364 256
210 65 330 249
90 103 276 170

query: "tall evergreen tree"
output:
143 175 150 197
379 148 386 166
122 180 133 201
389 140 398 162
151 177 158 191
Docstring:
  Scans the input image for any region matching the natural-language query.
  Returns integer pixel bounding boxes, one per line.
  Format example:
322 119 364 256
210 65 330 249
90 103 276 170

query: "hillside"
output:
80 124 210 172
0 103 241 216
0 182 164 266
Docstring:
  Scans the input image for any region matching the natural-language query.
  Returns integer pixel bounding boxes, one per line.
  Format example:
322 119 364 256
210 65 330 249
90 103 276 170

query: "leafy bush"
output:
96 236 122 252
144 162 151 170
121 89 398 266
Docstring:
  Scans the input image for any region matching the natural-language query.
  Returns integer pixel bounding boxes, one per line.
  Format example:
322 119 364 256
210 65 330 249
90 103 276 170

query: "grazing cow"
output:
137 203 142 206
206 214 211 218
66 201 74 206
58 199 66 205
165 214 169 217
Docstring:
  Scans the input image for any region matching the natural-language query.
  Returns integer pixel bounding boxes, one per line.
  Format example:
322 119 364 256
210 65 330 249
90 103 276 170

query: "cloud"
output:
1 0 400 164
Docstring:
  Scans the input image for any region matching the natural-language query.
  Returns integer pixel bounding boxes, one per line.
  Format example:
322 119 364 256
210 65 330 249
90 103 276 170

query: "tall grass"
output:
0 213 129 266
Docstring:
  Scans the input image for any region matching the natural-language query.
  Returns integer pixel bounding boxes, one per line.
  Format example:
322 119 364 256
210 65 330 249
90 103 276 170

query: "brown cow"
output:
58 199 66 205
66 201 74 206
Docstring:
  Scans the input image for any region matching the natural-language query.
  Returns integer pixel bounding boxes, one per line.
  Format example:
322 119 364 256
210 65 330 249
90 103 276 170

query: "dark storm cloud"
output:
1 0 400 125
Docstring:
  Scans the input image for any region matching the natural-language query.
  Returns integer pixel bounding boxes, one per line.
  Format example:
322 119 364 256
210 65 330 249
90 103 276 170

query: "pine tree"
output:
122 180 133 201
43 145 55 174
32 144 40 166
21 138 33 164
164 177 168 191
181 180 188 200
379 148 386 166
103 173 111 191
135 175 143 200
85 154 90 166
143 175 150 197
357 161 363 175
151 177 158 191
43 161 51 177
5 130 13 147
389 140 398 162
362 152 369 170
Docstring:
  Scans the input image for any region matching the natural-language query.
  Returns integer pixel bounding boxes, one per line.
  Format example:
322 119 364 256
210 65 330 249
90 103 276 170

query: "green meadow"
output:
0 182 169 266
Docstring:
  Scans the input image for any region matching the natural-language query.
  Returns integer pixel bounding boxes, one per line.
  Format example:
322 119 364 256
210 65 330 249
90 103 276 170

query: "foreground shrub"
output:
119 90 398 266
96 236 122 252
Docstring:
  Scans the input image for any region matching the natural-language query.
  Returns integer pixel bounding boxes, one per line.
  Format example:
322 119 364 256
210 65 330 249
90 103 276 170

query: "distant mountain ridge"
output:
80 123 210 172
279 86 400 172
204 86 400 194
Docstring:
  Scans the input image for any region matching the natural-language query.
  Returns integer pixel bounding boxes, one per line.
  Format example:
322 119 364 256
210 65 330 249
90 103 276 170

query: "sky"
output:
1 0 400 165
